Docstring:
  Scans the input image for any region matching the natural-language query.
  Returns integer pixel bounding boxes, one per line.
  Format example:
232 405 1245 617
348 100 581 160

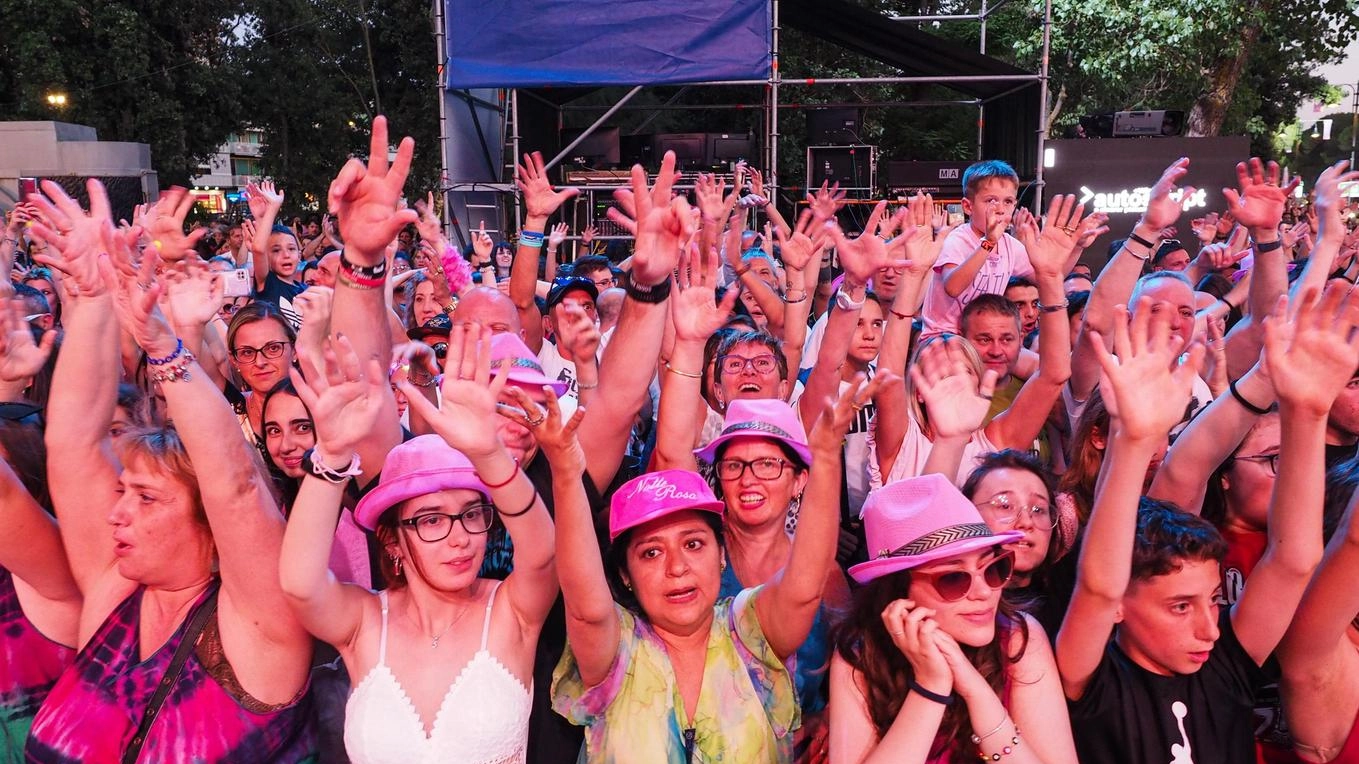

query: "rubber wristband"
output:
889 309 916 320
1254 238 1283 254
1127 231 1156 249
480 465 520 490
907 679 954 706
497 489 539 518
1229 378 1271 416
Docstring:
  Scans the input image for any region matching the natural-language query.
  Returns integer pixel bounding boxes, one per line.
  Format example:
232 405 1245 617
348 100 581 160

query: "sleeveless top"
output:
25 580 317 763
0 567 73 763
718 562 829 713
344 581 531 764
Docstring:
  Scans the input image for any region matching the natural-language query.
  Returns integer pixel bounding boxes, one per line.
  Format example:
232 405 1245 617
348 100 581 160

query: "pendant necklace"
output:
412 602 472 650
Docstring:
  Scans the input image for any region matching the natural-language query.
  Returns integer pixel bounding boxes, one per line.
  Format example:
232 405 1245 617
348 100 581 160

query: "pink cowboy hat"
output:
848 474 1023 584
489 333 569 396
353 435 489 531
693 398 813 467
608 469 725 542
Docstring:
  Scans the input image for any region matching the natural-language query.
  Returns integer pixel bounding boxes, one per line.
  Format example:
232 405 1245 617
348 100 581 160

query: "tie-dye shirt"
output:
0 567 72 763
551 587 798 763
25 581 317 763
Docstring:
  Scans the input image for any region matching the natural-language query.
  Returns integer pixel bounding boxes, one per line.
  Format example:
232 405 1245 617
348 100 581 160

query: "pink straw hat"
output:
489 333 568 396
693 398 812 467
608 469 725 541
353 435 490 531
848 474 1023 584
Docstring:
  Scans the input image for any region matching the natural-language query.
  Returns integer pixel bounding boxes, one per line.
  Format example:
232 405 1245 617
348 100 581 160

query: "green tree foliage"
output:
0 0 247 185
237 0 440 211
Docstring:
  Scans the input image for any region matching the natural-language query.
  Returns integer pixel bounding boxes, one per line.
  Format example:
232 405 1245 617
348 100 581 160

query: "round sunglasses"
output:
911 550 1015 602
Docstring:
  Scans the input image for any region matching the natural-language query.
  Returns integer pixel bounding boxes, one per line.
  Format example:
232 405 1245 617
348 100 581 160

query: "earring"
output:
720 557 728 572
391 556 403 576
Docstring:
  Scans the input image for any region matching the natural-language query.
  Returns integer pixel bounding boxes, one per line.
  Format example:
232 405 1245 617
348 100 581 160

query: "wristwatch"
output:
835 287 866 311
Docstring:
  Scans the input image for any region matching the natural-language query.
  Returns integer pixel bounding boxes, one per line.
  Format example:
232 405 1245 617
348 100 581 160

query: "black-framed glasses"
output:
591 276 616 289
231 340 291 364
974 493 1058 530
715 457 792 481
718 354 778 376
398 503 496 542
1233 452 1279 477
911 551 1015 602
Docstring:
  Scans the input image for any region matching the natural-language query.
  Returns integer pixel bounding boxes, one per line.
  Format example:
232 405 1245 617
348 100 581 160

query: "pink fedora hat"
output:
848 473 1022 584
353 435 490 531
608 469 725 541
489 333 568 396
693 398 813 467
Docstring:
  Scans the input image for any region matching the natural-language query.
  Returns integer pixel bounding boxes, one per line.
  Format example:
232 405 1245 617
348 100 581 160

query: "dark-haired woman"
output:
226 301 297 442
828 473 1076 764
549 377 869 762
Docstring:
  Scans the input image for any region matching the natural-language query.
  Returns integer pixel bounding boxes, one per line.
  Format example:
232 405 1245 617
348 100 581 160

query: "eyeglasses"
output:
911 551 1015 602
1233 452 1278 476
592 276 616 289
715 457 792 481
398 503 496 542
718 354 778 376
231 341 291 364
220 303 245 317
974 493 1058 530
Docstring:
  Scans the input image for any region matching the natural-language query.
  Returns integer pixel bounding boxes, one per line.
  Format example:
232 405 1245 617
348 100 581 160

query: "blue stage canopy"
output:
445 0 771 88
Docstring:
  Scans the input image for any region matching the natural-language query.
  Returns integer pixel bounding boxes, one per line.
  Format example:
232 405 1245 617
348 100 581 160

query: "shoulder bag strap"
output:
122 586 220 764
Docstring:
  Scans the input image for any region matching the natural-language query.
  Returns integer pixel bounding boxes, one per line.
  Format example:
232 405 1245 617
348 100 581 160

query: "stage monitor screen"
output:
653 133 709 169
561 127 621 167
711 134 755 163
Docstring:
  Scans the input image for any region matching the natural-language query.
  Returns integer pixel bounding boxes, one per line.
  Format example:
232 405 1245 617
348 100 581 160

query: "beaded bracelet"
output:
147 339 185 366
149 350 196 384
976 727 1021 761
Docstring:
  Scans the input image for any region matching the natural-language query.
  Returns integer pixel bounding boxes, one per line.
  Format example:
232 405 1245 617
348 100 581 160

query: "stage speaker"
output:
806 108 862 145
885 161 970 192
807 145 876 191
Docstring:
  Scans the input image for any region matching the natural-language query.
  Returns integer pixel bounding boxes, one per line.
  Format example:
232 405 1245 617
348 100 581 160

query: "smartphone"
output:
222 268 252 297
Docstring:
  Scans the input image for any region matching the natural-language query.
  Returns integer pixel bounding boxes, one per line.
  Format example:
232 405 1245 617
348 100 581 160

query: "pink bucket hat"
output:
353 435 490 531
489 333 568 396
848 473 1023 584
608 469 725 541
693 398 813 467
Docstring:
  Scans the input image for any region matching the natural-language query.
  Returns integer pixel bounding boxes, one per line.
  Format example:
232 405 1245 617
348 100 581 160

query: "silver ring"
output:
526 413 546 427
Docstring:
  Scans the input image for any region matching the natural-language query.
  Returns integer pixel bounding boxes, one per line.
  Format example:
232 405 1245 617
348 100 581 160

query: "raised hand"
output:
881 599 952 695
548 222 569 249
1222 157 1299 232
894 193 955 278
420 241 453 302
693 173 734 223
413 191 445 245
294 286 335 367
26 178 116 296
1191 212 1221 246
398 323 507 458
1263 284 1359 416
291 334 388 462
0 299 56 382
160 259 224 329
1071 210 1111 255
1016 194 1086 277
580 225 597 248
472 220 494 265
672 243 738 342
97 229 178 360
911 336 998 440
806 181 847 223
771 209 827 274
1138 158 1196 232
554 302 601 362
1192 226 1250 272
504 384 586 475
515 151 579 220
1090 299 1204 441
627 151 688 286
828 202 911 286
808 371 891 451
140 187 208 262
749 167 766 200
1313 161 1359 242
327 116 419 262
1280 220 1310 252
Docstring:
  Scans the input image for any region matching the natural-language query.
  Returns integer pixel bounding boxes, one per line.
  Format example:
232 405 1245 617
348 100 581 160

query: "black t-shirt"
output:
254 272 304 319
1070 611 1268 764
1326 440 1357 471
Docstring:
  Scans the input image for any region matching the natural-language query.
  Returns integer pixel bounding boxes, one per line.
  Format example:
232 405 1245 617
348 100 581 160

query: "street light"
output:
45 92 67 108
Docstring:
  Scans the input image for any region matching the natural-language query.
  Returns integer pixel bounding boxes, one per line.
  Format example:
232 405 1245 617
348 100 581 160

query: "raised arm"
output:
537 382 619 687
1231 285 1353 664
758 374 887 659
245 181 284 291
1057 301 1204 700
941 200 1008 298
512 153 578 354
326 116 413 483
1070 159 1192 400
1292 162 1359 299
913 337 997 481
579 153 686 492
29 180 125 596
775 212 824 374
0 452 80 616
279 335 389 648
1147 358 1274 514
651 245 737 472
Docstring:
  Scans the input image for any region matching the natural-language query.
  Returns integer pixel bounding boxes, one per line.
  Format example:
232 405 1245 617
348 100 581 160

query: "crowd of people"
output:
2 113 1359 763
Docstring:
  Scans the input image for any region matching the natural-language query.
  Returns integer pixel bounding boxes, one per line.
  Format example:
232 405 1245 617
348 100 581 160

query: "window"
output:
232 157 262 176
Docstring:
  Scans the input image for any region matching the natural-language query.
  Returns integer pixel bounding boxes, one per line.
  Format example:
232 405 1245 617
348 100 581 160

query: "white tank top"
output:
343 582 531 764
